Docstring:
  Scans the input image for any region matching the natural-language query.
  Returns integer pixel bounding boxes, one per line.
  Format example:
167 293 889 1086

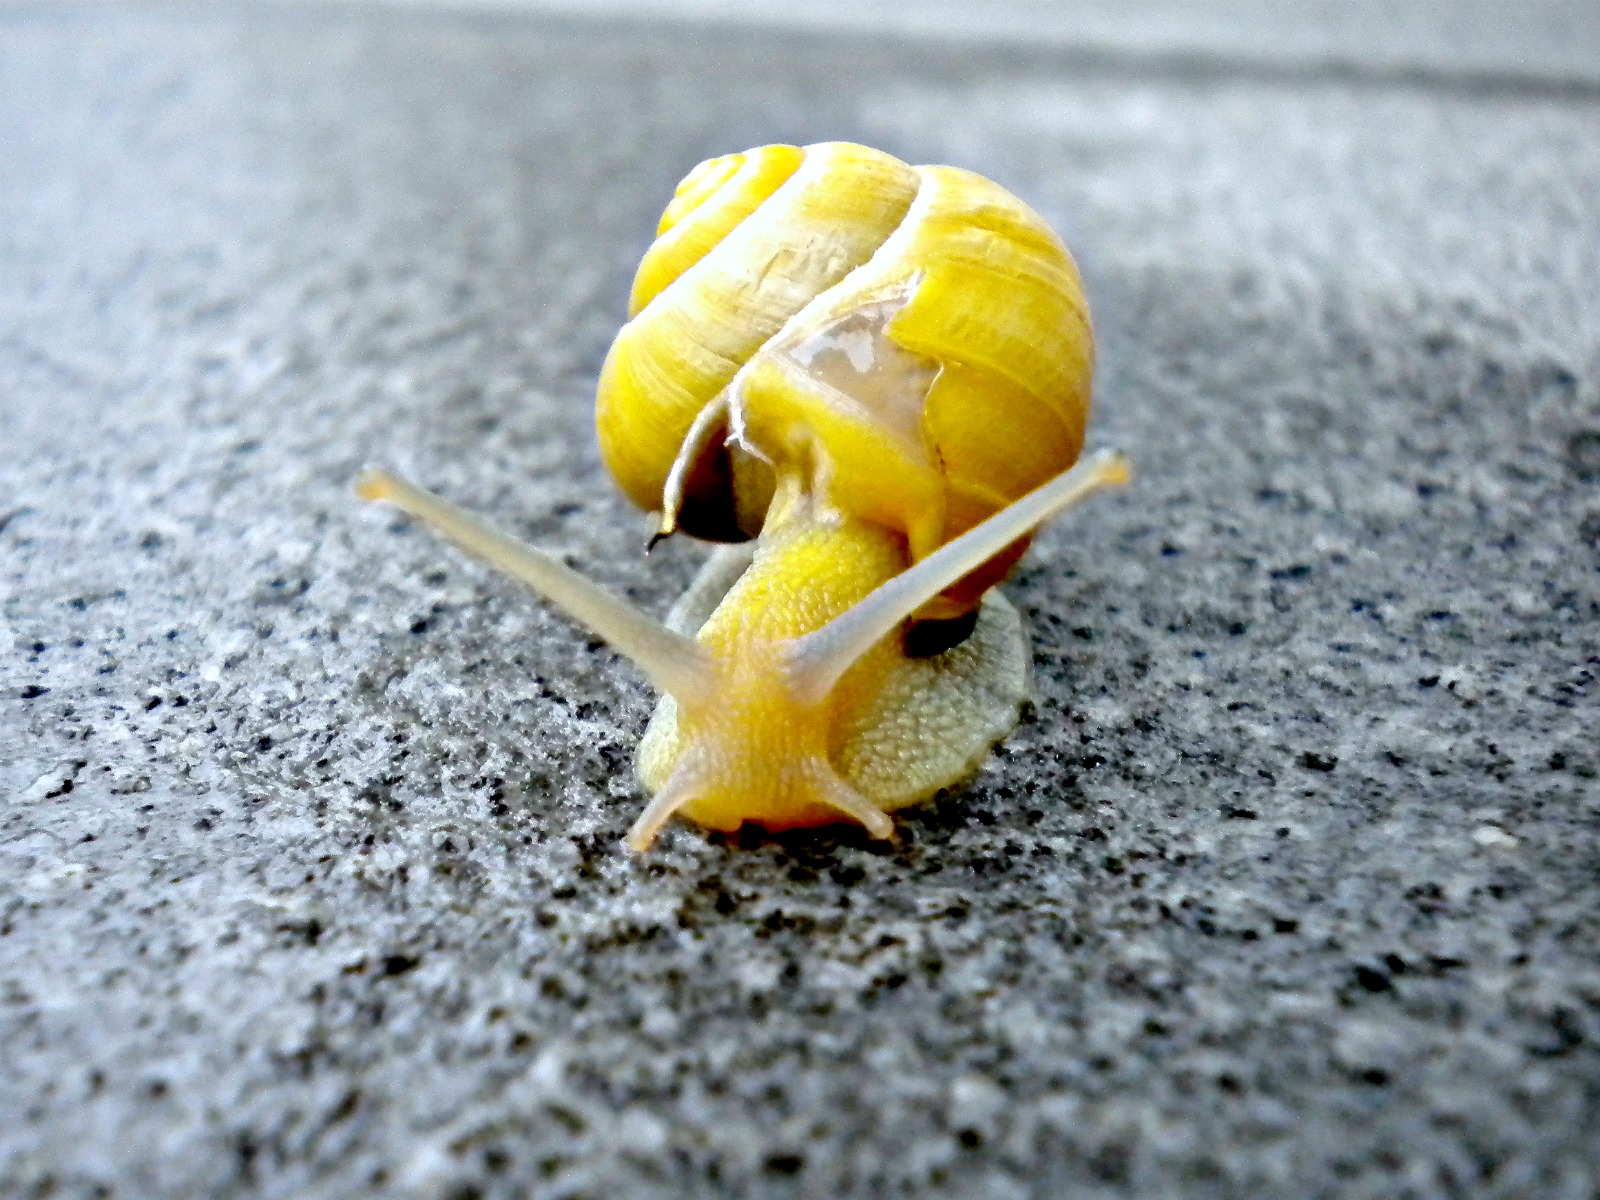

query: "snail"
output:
358 142 1129 852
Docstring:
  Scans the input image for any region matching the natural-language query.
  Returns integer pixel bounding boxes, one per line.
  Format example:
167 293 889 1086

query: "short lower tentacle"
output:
806 762 894 840
625 757 705 853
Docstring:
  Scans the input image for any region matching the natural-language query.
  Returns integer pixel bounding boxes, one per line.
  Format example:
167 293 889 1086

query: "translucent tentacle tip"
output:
355 467 397 503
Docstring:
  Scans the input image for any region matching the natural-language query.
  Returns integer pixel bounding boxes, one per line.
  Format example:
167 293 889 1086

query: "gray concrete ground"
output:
2 4 1598 1197
396 0 1600 89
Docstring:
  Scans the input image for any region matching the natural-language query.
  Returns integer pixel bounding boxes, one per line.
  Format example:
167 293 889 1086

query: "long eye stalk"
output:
357 468 713 705
784 449 1131 705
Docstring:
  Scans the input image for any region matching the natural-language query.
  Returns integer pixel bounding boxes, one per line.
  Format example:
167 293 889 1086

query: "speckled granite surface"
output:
2 6 1598 1198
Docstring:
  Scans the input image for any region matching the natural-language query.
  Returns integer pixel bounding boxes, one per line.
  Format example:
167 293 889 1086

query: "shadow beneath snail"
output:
710 815 910 858
685 779 1033 878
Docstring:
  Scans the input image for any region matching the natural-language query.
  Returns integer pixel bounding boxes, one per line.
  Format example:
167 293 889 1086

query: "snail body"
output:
358 143 1127 852
632 492 1030 837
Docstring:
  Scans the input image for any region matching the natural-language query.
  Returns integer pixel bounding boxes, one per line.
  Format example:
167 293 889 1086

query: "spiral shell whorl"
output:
598 143 919 518
597 142 1093 616
627 146 804 316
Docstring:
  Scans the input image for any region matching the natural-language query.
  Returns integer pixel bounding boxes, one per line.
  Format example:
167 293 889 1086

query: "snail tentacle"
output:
624 754 707 852
356 468 713 706
805 761 895 841
783 449 1131 706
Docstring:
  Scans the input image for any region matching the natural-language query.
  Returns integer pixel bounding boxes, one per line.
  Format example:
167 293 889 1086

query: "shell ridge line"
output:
723 377 771 465
719 159 940 464
629 145 805 315
626 145 841 332
882 173 1092 439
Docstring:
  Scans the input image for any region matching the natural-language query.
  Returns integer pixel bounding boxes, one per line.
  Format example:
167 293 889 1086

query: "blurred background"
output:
356 0 1600 83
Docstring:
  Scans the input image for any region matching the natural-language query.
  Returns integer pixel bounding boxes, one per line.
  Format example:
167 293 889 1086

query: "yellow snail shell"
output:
596 141 1092 620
